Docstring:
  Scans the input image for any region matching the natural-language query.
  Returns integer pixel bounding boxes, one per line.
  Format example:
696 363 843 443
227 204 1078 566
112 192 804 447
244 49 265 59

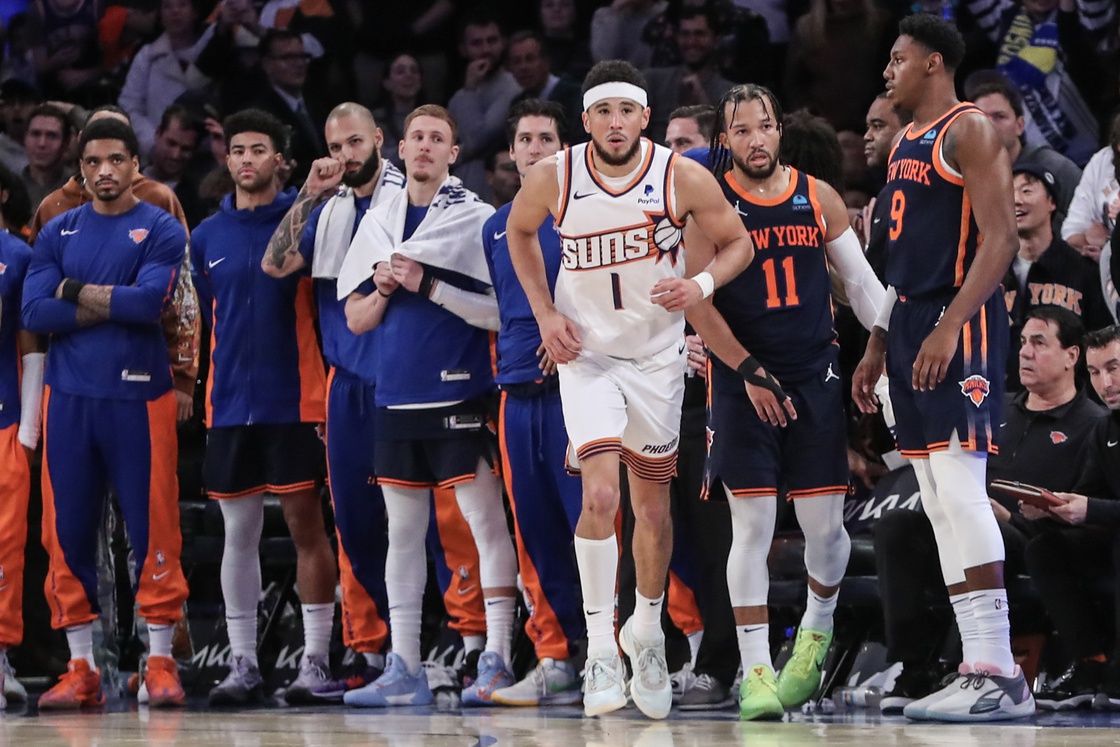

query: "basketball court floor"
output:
4 701 1120 746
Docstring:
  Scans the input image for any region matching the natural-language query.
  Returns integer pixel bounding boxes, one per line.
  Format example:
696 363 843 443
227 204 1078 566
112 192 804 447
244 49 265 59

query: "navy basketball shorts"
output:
374 397 497 490
886 290 1008 458
204 422 326 499
706 348 849 499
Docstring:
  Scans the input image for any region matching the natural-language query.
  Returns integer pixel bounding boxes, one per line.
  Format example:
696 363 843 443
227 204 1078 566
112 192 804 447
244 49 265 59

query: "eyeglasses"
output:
270 53 312 63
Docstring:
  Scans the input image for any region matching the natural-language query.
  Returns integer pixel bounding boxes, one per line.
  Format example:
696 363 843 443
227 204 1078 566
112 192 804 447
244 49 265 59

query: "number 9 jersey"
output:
553 139 686 359
884 103 984 299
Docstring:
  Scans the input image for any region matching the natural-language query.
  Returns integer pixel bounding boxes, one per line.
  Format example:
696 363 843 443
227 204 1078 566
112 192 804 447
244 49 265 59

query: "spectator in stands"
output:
508 31 582 135
0 79 41 174
965 0 1116 167
20 103 71 211
857 93 908 280
1004 161 1112 390
2 13 38 88
1062 113 1120 262
117 0 214 160
538 0 592 81
28 0 104 99
143 105 207 229
247 29 327 185
664 104 714 154
874 307 1106 713
643 8 732 145
372 53 425 171
1020 323 1120 710
969 74 1082 229
484 149 520 209
447 10 521 201
350 1 456 108
590 0 668 70
783 0 891 131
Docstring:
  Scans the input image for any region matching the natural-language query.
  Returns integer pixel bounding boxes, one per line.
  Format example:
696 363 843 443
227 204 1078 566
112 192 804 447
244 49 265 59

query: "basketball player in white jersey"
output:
507 60 754 720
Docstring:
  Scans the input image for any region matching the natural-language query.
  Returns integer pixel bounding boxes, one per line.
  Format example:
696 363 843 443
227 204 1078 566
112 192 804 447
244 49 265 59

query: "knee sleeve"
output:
219 495 264 614
793 493 850 588
382 486 430 600
928 441 1004 570
454 462 517 590
726 488 776 608
912 459 966 587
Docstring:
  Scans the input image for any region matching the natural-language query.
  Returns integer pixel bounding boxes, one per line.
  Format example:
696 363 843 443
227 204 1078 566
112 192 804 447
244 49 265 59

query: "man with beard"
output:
23 118 189 709
686 83 885 720
190 109 335 706
506 60 754 719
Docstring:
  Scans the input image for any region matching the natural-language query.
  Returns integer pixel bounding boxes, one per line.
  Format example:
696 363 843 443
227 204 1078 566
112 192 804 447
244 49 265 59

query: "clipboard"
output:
990 479 1066 510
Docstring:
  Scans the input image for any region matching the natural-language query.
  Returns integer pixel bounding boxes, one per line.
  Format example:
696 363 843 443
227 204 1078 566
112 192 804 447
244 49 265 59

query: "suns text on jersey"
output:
561 223 656 270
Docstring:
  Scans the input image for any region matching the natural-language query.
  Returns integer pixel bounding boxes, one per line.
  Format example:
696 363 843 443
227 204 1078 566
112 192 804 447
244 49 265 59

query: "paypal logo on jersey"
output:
922 129 937 141
637 183 661 206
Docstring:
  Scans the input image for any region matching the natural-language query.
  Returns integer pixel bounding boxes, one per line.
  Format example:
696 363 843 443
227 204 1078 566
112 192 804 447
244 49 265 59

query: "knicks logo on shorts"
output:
129 228 149 244
959 374 991 408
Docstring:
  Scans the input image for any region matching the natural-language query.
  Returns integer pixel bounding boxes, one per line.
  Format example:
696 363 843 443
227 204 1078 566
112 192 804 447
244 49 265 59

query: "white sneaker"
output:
921 665 1035 722
903 665 968 720
0 652 26 704
619 618 672 719
491 657 581 706
582 651 627 717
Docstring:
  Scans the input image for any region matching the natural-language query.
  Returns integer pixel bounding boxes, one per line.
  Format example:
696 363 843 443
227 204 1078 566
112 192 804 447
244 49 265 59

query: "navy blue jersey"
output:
298 195 377 385
711 167 837 385
0 232 31 429
483 204 561 386
884 103 984 299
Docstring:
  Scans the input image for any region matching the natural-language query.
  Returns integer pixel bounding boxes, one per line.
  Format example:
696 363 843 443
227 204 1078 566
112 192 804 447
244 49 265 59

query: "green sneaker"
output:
738 664 784 721
775 627 832 707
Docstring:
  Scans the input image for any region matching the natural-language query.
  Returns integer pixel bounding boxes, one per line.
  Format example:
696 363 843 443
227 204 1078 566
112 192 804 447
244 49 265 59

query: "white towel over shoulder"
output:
336 175 495 299
312 162 405 280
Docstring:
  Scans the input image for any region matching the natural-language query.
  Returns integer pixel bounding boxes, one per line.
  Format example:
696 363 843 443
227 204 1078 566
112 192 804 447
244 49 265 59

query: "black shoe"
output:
1092 665 1120 711
880 664 943 715
1036 659 1106 711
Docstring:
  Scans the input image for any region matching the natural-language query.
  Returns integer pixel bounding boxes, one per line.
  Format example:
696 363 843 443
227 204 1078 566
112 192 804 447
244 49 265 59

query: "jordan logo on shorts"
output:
824 364 840 383
959 374 991 407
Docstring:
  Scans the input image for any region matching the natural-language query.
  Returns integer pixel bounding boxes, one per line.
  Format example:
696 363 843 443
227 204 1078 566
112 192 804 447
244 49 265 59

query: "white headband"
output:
583 82 648 112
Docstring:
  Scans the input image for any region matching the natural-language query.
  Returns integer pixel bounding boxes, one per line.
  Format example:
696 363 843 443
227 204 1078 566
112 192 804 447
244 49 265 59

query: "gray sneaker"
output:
209 654 264 706
491 657 581 706
0 652 26 704
921 666 1036 722
284 654 331 705
678 673 733 710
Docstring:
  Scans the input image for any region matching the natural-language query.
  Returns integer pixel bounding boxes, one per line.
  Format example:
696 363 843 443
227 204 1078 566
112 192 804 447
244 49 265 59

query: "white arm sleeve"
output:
428 281 501 331
874 286 898 332
18 352 44 449
826 227 886 332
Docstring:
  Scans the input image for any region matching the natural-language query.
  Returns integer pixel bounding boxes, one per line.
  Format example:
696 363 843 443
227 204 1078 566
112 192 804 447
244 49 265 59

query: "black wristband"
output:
377 288 394 298
61 278 85 303
417 271 435 298
736 356 789 401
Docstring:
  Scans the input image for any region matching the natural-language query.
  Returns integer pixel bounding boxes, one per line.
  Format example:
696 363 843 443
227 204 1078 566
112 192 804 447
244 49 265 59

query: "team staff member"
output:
481 99 583 707
191 109 334 706
23 118 189 709
0 177 42 709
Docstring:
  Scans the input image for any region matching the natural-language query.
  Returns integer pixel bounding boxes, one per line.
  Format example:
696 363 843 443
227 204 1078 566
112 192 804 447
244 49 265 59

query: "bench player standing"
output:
506 60 754 719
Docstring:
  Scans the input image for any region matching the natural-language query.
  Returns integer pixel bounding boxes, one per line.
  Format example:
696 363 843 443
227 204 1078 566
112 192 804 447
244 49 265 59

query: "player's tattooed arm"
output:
263 157 345 276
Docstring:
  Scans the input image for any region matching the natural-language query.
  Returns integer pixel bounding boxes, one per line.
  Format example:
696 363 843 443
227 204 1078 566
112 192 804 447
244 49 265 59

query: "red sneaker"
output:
38 659 104 710
144 656 186 707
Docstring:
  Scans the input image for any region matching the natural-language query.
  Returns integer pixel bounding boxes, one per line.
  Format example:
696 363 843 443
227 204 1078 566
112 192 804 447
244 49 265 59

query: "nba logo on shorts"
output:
959 374 990 407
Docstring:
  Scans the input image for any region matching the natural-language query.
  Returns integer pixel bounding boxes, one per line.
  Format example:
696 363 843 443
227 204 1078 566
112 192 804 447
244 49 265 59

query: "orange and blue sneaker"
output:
38 659 104 710
144 655 186 707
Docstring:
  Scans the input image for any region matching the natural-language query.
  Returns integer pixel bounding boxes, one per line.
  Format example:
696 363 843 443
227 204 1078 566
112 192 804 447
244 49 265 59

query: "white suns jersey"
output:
554 138 686 360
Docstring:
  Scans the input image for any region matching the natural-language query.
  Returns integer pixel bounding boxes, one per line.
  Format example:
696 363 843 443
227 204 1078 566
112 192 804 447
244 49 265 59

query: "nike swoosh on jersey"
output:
208 257 226 269
1109 440 1119 448
152 571 170 581
493 231 507 241
61 229 78 236
573 191 596 200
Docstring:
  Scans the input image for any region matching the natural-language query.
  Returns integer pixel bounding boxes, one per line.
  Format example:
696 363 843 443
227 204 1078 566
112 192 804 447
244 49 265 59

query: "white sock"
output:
574 535 618 657
66 623 95 668
633 591 664 641
687 630 704 667
463 635 485 654
736 624 771 671
801 588 838 633
227 611 258 666
969 589 1014 674
301 603 334 660
220 494 264 666
147 622 174 659
483 596 515 662
382 485 430 676
362 652 385 670
950 592 978 666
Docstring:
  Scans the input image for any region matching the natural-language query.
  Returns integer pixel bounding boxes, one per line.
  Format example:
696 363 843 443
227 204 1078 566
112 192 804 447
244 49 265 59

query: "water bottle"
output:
832 685 883 709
